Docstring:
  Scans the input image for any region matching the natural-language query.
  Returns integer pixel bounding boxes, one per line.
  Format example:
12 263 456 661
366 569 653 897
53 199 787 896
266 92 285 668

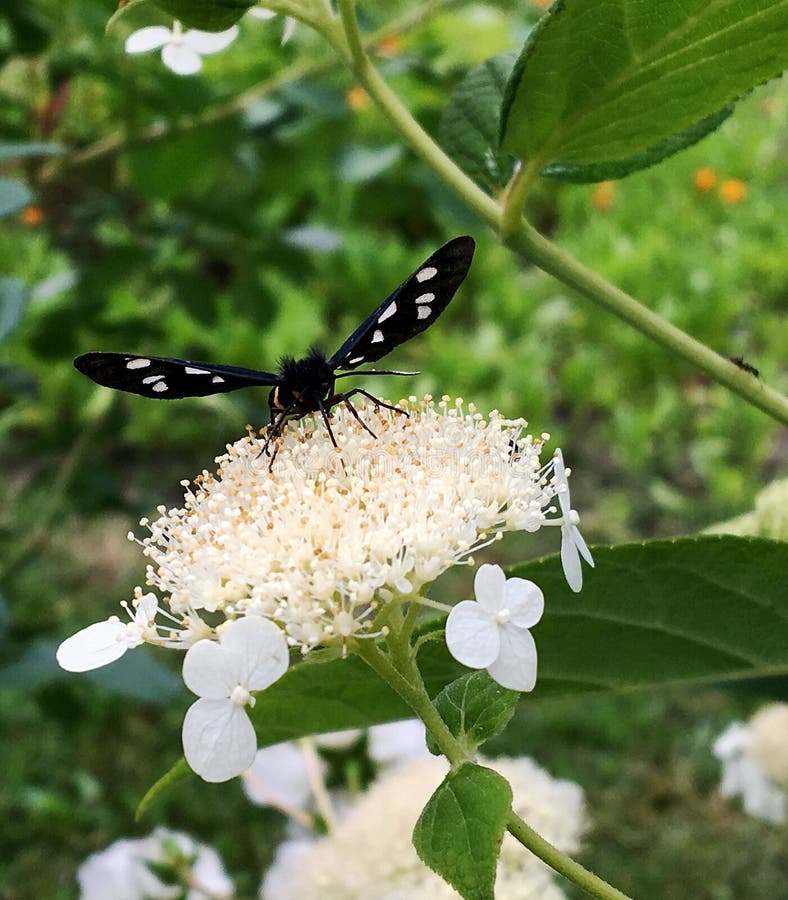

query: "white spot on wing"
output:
142 375 165 385
378 301 397 323
415 292 435 304
349 356 364 365
417 306 431 320
416 267 437 283
152 381 168 392
126 358 151 369
212 376 225 384
372 330 384 344
185 367 211 375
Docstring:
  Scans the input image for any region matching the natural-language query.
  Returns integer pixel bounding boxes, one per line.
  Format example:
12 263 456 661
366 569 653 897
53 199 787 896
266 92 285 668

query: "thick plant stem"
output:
352 639 632 900
326 2 788 427
507 222 788 425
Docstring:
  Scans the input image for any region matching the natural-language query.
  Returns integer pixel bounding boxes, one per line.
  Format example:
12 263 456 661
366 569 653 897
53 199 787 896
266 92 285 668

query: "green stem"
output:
324 3 788 426
507 811 632 900
507 221 788 425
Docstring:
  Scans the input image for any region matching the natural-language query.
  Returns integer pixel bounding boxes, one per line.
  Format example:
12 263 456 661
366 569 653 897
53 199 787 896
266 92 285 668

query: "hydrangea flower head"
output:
136 398 563 655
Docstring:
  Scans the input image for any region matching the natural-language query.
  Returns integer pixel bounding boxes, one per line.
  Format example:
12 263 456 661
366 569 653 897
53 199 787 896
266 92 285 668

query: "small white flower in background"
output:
248 7 297 44
182 616 289 782
125 20 239 75
77 827 233 900
713 704 788 824
243 740 321 811
446 564 543 691
368 719 427 765
552 448 594 592
259 754 584 899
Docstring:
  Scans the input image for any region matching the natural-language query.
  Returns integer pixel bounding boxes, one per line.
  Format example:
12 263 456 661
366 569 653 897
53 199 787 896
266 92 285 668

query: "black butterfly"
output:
75 235 475 459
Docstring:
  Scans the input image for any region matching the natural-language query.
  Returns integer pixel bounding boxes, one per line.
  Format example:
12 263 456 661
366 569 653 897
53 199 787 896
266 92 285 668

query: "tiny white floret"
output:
248 7 297 44
552 448 594 592
125 21 239 76
56 593 159 672
445 564 543 691
182 616 289 782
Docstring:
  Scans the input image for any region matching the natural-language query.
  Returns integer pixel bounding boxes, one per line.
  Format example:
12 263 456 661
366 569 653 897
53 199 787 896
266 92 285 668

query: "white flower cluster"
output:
260 753 585 899
137 397 560 654
57 396 593 781
714 703 788 824
77 827 233 899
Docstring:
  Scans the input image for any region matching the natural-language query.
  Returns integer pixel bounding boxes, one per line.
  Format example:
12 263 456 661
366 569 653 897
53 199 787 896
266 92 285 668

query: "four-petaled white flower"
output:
125 21 240 75
445 564 543 691
552 448 594 592
56 593 159 672
248 7 297 44
182 616 289 782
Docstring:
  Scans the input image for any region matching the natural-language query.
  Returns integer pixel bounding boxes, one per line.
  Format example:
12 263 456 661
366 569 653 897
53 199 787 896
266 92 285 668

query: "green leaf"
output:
249 537 788 745
427 671 519 756
0 177 33 218
0 278 30 343
413 763 511 900
0 141 65 161
518 536 788 697
439 52 518 191
541 104 735 183
500 0 788 178
108 0 253 32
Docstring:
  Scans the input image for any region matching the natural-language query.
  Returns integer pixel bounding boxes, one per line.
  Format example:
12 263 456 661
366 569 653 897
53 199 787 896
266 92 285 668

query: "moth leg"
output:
316 398 339 450
333 388 408 418
341 397 377 439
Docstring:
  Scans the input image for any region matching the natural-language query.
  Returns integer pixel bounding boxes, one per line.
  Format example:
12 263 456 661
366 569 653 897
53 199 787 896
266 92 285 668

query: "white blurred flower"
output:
259 754 584 899
368 719 427 765
242 740 322 811
748 703 788 786
182 616 289 782
552 448 594 592
713 715 786 824
313 729 363 750
125 21 239 75
248 7 297 44
445 564 543 691
77 827 233 899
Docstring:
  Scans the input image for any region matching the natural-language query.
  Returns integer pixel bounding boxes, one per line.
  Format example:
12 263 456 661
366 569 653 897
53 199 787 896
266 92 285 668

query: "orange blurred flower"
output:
719 178 747 204
693 167 717 192
592 181 615 210
346 86 370 112
377 35 402 58
20 205 44 226
532 0 553 8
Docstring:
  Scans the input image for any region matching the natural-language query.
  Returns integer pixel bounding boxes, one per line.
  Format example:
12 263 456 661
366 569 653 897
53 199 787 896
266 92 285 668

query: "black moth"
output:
75 236 475 460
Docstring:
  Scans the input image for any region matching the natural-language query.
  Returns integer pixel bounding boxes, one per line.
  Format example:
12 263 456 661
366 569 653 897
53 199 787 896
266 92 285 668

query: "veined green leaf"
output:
501 0 788 177
413 763 511 900
248 537 788 745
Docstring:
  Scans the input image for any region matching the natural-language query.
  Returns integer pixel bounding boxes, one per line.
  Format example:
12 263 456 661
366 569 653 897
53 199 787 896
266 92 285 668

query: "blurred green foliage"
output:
1 0 786 896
